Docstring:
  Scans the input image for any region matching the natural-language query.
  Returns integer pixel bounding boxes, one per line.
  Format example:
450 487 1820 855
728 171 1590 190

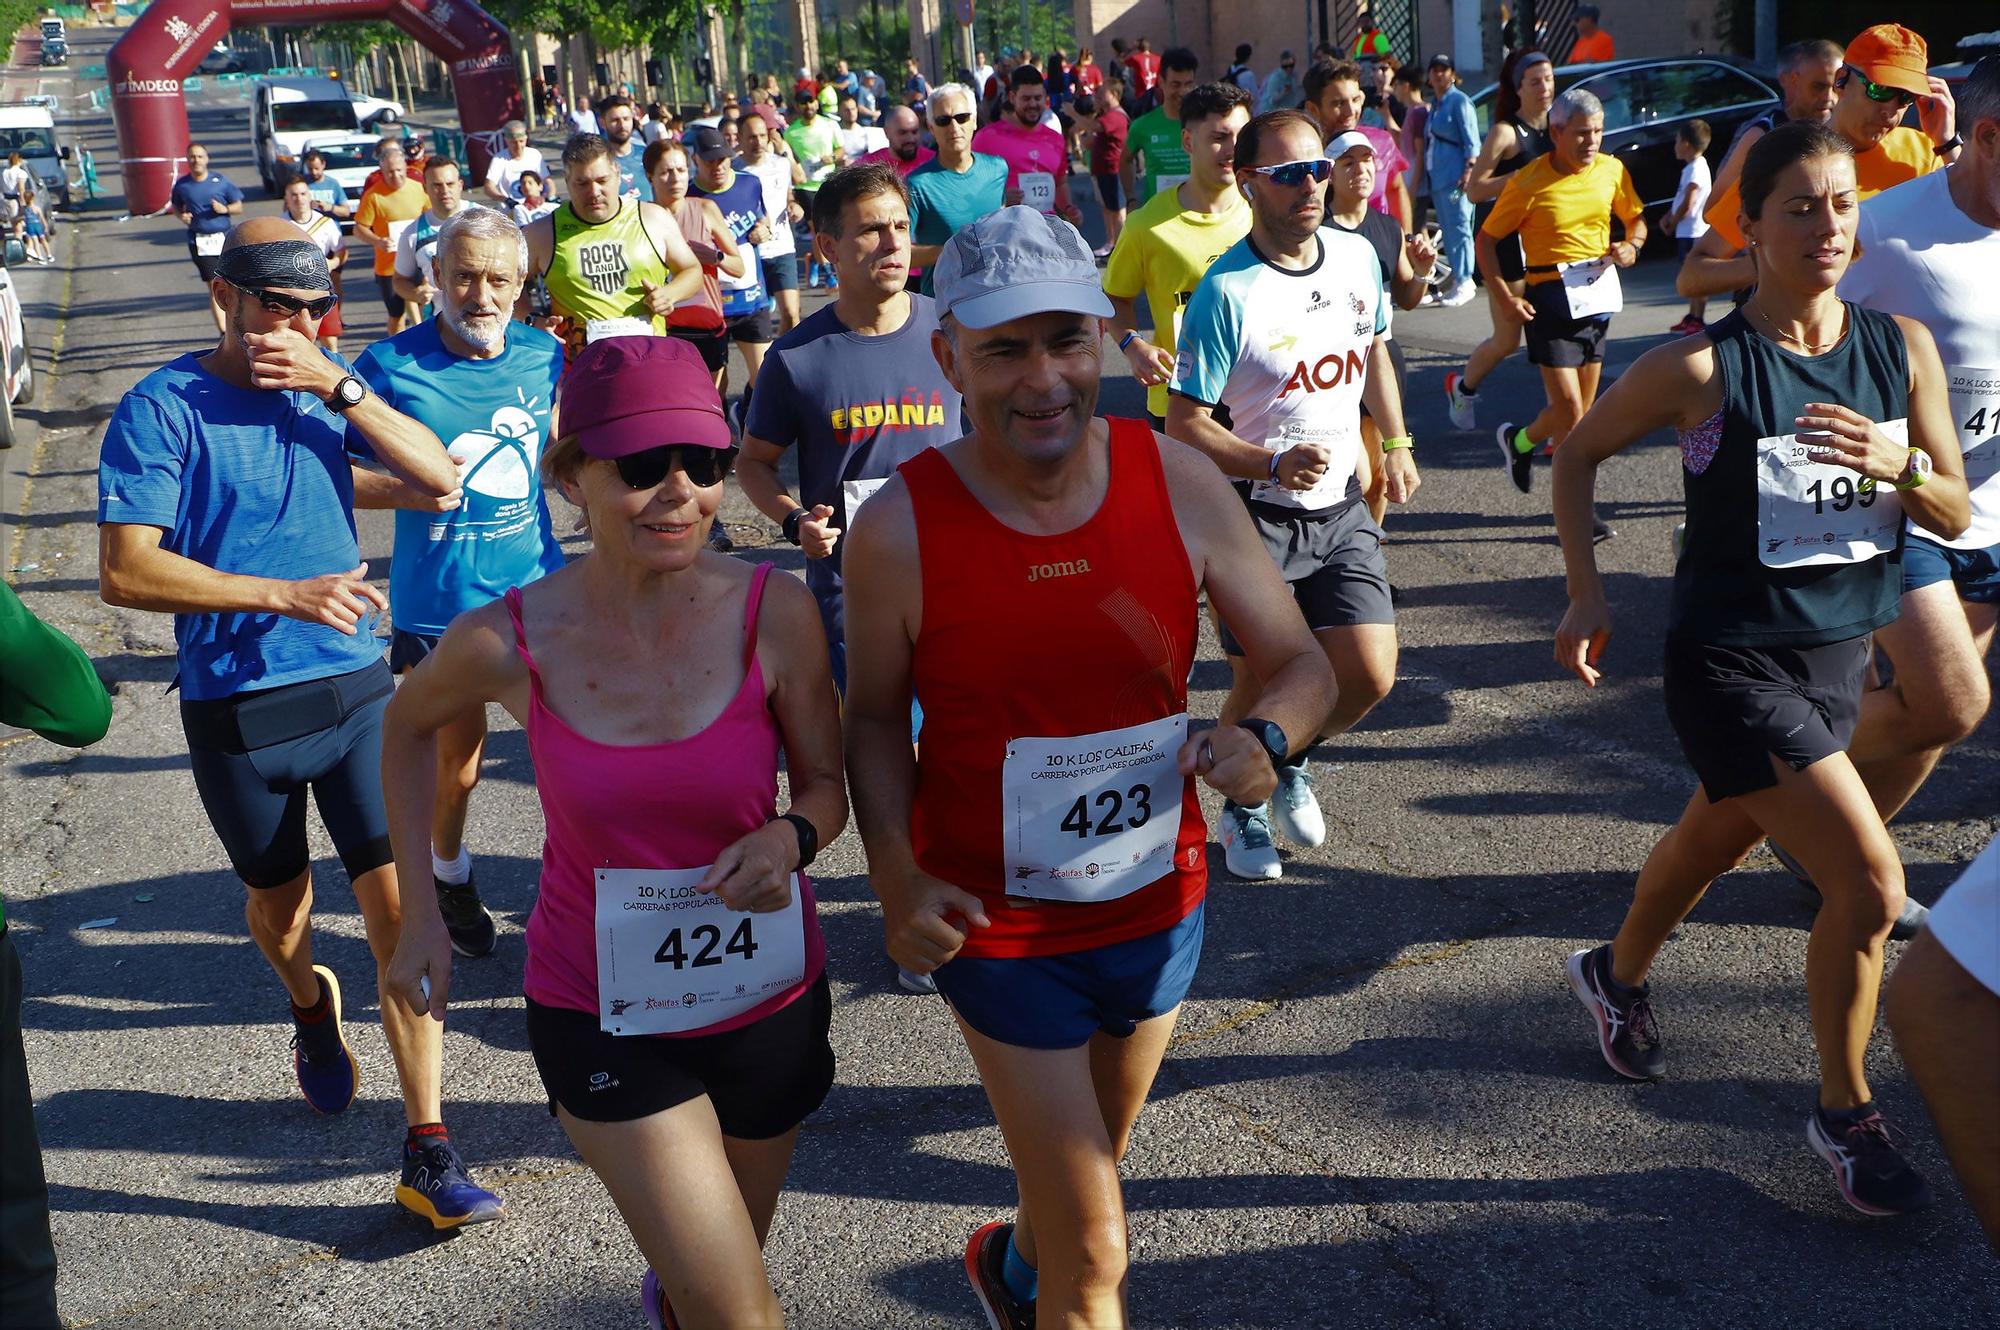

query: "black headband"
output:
212 239 331 294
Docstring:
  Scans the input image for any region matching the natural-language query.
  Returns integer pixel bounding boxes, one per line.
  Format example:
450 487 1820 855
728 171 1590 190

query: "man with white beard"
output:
350 206 567 961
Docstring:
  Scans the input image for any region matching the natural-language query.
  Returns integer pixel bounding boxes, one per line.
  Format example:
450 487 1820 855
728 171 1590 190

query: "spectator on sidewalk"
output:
1569 6 1616 63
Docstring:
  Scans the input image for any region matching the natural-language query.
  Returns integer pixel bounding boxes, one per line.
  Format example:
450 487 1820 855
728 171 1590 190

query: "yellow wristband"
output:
1381 435 1414 452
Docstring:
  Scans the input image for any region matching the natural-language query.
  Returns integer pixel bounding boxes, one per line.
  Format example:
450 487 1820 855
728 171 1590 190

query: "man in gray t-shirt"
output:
736 164 964 668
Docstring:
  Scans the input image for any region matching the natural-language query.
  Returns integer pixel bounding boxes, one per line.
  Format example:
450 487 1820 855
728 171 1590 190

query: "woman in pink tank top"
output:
380 337 846 1329
646 138 745 388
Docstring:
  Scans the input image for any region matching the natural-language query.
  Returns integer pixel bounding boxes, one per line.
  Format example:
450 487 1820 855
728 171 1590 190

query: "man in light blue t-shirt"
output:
906 82 1008 295
97 216 504 1232
352 206 565 961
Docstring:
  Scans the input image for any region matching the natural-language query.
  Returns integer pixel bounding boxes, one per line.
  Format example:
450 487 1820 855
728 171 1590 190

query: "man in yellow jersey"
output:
1679 23 1959 301
353 138 429 336
1479 87 1644 529
522 134 704 361
1103 81 1254 429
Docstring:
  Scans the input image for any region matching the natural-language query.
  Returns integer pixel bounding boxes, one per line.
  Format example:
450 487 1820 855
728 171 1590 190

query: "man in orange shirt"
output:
1678 22 1960 300
352 138 430 335
1567 6 1615 64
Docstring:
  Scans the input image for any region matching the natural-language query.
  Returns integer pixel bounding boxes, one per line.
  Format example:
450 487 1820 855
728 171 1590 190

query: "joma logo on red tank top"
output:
1027 558 1092 583
1279 348 1367 397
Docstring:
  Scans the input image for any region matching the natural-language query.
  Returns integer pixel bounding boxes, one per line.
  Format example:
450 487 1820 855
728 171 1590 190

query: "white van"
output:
39 17 64 42
0 103 71 210
250 77 362 194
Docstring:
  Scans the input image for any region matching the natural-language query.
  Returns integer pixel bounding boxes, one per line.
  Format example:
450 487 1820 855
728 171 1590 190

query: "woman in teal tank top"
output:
1548 123 1970 1217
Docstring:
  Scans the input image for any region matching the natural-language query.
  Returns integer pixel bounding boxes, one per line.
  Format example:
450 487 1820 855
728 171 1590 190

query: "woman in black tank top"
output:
1444 52 1555 416
1547 124 1969 1217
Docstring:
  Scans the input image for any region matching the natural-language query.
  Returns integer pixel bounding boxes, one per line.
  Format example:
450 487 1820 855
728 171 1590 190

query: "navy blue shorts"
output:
1902 531 2000 604
180 660 395 888
762 250 800 293
388 627 440 673
933 903 1206 1050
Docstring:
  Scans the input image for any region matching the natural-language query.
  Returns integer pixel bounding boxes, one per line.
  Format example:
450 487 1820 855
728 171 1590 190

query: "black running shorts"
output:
526 973 835 1137
180 661 396 888
1523 278 1609 369
1663 635 1869 802
1219 499 1395 654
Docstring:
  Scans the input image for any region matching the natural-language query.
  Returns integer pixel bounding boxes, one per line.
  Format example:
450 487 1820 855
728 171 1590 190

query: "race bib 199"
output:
595 866 807 1035
1756 419 1906 568
1002 713 1187 903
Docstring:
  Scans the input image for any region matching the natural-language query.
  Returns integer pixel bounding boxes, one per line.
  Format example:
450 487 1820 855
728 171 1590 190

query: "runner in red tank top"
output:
843 207 1334 1329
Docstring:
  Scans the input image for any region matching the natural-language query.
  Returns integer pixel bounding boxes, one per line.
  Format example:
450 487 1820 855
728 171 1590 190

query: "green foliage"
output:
483 0 706 50
299 19 401 54
0 0 48 47
816 7 911 79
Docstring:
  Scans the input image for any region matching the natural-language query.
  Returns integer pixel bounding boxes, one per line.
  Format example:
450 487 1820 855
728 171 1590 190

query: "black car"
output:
38 39 67 67
1470 56 1779 213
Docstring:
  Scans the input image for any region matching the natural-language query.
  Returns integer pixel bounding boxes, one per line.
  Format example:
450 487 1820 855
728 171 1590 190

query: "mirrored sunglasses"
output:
1249 158 1334 187
613 443 738 491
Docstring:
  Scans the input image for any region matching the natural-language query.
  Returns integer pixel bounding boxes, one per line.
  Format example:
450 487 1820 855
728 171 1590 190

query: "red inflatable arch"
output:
110 0 521 216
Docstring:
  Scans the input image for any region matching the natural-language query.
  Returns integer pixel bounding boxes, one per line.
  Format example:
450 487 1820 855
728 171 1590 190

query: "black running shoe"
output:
1806 1107 1934 1216
1565 945 1665 1080
1591 516 1616 544
964 1220 1036 1330
1496 422 1533 494
1767 838 1930 941
435 874 497 958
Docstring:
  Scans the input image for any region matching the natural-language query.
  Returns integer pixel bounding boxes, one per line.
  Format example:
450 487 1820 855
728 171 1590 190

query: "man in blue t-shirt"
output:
300 148 351 220
736 163 963 995
905 83 1008 295
688 124 773 410
352 206 564 959
96 216 504 1232
169 142 243 333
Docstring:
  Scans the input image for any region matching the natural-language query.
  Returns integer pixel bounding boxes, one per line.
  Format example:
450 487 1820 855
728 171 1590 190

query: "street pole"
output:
1754 0 1776 66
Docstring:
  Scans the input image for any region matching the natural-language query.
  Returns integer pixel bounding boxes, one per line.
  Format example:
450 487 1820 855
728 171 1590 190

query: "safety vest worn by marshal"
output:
543 197 671 359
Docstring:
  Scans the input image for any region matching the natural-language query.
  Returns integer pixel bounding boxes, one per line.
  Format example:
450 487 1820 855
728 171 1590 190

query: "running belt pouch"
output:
231 680 344 751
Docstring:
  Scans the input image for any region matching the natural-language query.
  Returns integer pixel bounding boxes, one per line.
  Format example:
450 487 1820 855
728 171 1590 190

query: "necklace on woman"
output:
1747 300 1846 354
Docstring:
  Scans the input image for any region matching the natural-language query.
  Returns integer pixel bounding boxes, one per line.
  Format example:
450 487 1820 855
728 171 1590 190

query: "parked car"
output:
1470 56 1780 214
198 45 243 75
0 240 35 450
39 38 67 68
252 77 363 193
350 94 407 131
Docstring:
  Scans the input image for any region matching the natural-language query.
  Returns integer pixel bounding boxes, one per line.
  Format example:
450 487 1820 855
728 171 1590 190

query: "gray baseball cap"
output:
933 206 1113 329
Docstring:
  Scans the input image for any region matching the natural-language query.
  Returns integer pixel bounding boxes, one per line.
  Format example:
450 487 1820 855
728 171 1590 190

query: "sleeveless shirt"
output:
904 418 1207 959
667 197 725 332
1671 304 1908 648
544 198 671 352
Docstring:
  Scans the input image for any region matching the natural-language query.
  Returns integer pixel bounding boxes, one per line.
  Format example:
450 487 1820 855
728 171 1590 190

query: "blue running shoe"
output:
291 964 358 1115
642 1268 681 1329
396 1135 505 1230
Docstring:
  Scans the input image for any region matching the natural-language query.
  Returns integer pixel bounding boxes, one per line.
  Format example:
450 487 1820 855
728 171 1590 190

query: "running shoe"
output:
1091 243 1113 261
1439 278 1477 307
1671 522 1687 559
1443 371 1477 431
435 874 498 959
1496 422 1534 495
1766 838 1930 941
396 1135 505 1230
292 965 359 1114
1220 802 1282 880
1806 1106 1934 1217
897 965 938 995
1270 761 1327 848
1670 315 1705 336
1592 516 1616 545
1565 944 1665 1080
641 1268 681 1330
964 1220 1036 1330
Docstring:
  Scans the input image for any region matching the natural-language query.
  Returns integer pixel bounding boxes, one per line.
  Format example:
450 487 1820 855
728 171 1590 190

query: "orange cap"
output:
1845 23 1930 98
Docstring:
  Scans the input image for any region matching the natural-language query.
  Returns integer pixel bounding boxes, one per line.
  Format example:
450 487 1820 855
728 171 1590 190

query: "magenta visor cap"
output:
560 336 733 458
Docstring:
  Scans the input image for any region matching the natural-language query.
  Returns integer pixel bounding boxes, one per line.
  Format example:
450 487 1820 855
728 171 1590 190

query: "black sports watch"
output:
781 506 809 546
778 812 818 872
326 374 366 412
1934 133 1963 158
1236 717 1289 764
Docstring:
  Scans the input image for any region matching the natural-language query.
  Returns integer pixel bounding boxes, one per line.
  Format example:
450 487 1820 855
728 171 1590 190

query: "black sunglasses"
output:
1842 65 1916 109
613 443 738 491
229 282 338 319
932 110 974 126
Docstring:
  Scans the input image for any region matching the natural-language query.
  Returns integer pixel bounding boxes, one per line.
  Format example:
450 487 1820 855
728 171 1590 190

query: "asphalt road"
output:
4 26 1996 1330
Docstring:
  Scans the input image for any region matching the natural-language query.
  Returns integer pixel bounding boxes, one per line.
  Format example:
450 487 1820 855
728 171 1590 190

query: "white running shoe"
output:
896 965 938 995
1220 802 1282 880
1444 371 1477 431
1440 279 1478 307
1269 761 1327 848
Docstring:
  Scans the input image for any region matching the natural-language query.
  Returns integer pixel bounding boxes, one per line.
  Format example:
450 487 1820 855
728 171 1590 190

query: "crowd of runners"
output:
0 13 1994 1329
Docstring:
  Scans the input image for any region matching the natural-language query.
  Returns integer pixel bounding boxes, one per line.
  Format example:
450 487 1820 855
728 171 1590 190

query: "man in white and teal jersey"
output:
1167 108 1420 882
355 207 565 961
393 156 475 323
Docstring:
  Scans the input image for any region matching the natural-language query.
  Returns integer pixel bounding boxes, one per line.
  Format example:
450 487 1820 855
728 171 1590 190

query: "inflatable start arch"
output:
109 0 521 215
